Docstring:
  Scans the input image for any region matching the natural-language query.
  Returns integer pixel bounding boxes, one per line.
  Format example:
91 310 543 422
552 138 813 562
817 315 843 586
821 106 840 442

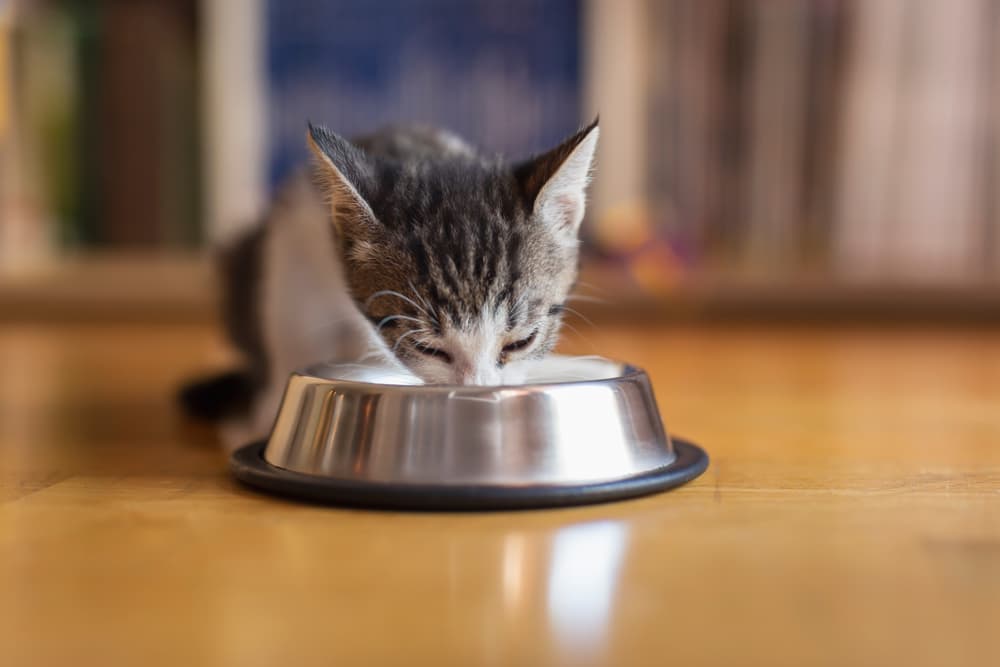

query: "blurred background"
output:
2 0 999 320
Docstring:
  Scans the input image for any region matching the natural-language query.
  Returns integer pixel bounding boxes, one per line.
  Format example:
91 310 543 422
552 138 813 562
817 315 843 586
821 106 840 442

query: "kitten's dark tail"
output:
177 370 257 422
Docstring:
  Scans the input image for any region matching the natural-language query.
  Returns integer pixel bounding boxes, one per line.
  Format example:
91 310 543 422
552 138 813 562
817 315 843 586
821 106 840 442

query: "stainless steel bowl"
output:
231 357 707 509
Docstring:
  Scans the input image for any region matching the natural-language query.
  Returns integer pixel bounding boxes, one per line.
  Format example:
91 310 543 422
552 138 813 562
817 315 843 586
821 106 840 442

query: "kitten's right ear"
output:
306 122 379 235
513 118 599 241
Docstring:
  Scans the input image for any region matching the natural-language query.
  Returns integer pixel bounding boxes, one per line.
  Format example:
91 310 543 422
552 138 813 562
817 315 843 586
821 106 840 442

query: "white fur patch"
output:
221 175 383 448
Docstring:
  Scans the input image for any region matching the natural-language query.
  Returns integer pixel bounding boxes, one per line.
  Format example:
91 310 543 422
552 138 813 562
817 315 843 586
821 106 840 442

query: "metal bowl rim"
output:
293 359 646 395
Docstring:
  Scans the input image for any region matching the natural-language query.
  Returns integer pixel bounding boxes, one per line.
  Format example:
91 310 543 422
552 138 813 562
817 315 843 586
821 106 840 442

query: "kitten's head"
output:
307 120 599 385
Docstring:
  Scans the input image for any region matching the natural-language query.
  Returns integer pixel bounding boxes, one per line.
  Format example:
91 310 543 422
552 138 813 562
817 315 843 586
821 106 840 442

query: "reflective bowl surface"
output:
262 357 675 486
232 356 708 509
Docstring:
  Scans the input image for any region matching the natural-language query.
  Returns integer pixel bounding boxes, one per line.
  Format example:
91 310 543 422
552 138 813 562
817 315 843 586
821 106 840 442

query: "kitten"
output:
181 120 599 446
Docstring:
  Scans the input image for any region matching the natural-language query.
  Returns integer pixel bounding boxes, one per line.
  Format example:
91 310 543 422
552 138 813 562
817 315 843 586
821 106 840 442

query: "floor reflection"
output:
495 518 630 658
545 520 629 652
501 532 528 610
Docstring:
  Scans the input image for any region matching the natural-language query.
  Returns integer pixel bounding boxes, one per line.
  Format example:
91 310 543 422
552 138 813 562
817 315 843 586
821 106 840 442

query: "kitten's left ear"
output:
306 122 379 236
514 118 599 239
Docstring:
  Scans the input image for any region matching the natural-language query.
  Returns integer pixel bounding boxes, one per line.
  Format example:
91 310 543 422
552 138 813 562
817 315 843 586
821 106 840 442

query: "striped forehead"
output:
400 220 529 326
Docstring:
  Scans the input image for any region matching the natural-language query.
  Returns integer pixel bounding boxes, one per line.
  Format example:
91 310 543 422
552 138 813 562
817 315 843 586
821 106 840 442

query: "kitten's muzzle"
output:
453 363 502 386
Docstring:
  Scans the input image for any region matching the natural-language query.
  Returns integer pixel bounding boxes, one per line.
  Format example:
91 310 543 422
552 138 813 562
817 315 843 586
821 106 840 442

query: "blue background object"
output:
266 0 582 189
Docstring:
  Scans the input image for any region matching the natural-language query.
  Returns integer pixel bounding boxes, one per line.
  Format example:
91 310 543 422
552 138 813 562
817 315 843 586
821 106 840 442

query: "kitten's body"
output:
182 123 598 449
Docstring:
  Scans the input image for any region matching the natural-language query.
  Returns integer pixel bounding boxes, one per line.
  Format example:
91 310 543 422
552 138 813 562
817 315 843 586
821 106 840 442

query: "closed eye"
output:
502 330 537 354
413 341 453 364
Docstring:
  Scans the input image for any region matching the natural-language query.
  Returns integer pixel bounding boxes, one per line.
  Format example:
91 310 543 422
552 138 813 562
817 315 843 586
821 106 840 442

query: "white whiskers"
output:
560 304 596 328
392 328 429 355
366 289 438 327
375 314 425 333
407 280 438 323
558 319 599 354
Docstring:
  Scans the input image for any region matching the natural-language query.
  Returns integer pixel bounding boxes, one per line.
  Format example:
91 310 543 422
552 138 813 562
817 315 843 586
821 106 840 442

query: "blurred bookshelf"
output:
0 252 214 322
3 253 1000 324
1 0 201 255
2 0 999 324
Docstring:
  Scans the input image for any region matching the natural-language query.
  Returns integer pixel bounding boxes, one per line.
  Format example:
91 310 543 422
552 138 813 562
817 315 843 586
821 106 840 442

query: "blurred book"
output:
0 0 201 268
887 0 989 283
93 0 201 248
0 0 61 273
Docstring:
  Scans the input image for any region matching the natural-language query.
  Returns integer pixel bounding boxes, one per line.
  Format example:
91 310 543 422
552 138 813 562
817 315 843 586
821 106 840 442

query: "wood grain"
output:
1 321 999 666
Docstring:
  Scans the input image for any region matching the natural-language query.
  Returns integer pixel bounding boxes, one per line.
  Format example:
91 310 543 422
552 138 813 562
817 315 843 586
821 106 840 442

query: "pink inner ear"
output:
554 193 581 232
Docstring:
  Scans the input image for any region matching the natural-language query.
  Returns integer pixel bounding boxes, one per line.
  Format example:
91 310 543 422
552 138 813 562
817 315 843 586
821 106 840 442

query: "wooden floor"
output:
1 320 999 666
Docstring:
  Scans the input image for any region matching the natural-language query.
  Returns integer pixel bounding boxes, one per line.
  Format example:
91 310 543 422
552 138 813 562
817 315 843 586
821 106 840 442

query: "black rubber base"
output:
230 438 708 511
